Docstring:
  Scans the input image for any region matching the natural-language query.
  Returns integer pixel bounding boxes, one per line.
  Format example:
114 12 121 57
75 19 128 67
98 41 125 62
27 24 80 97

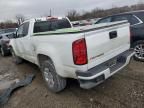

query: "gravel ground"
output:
0 56 144 108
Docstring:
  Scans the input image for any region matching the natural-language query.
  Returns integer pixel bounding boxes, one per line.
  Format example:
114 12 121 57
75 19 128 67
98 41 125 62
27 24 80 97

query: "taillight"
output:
72 38 88 65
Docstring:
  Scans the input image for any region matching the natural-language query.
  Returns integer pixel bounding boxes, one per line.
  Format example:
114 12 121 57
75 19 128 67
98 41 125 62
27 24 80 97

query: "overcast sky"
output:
0 0 142 21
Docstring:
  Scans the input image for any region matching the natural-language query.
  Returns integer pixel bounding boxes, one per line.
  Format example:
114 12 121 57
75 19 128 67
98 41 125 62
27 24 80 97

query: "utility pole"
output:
50 9 52 17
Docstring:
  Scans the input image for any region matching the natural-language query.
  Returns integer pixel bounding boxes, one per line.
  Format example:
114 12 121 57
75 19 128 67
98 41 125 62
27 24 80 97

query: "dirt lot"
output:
0 56 144 108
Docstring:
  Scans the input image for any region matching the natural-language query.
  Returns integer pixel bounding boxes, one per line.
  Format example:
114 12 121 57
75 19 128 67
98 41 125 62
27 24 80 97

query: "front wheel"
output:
1 47 7 56
133 40 144 62
41 60 66 93
10 47 23 64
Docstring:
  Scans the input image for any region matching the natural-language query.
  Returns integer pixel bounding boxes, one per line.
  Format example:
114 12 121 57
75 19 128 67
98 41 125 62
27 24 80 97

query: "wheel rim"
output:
134 44 144 60
44 67 54 88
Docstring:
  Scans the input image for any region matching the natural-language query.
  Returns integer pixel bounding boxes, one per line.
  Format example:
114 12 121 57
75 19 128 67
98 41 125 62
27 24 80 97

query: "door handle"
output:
109 31 117 39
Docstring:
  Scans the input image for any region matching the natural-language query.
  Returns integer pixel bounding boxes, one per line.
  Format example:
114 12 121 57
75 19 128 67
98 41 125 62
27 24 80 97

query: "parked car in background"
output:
10 16 133 92
71 21 80 27
0 28 16 35
71 18 101 27
95 10 144 61
0 28 17 56
90 18 101 24
79 20 92 26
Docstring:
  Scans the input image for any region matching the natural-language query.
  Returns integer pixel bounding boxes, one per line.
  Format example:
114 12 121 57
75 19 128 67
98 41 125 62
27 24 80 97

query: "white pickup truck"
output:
10 17 134 92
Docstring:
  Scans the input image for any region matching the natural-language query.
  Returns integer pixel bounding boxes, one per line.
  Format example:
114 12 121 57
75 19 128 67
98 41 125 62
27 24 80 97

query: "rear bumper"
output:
76 49 134 89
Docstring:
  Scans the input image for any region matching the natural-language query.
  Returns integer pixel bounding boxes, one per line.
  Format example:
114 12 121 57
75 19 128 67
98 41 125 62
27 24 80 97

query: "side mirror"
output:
0 36 2 39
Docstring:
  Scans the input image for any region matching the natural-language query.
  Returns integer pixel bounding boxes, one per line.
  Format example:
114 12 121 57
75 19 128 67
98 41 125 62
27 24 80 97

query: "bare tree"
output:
66 10 80 21
0 20 18 29
15 14 25 25
65 3 144 21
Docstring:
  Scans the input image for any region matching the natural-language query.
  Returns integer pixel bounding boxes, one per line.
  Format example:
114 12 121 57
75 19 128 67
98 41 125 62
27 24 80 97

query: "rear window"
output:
33 18 71 33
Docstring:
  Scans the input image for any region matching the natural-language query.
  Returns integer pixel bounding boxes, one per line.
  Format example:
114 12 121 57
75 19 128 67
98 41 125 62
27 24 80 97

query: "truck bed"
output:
33 21 130 71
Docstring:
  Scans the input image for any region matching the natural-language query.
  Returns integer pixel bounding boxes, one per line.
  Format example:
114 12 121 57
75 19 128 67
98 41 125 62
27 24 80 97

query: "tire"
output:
133 40 144 62
41 60 66 93
10 47 23 64
1 47 7 56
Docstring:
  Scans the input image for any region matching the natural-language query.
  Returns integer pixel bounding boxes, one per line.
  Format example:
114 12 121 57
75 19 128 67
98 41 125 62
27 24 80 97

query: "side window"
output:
17 25 23 38
112 14 140 25
96 17 112 24
17 22 29 38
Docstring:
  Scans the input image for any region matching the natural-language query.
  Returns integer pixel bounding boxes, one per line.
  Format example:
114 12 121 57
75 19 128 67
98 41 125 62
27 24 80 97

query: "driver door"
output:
15 23 27 56
15 22 35 63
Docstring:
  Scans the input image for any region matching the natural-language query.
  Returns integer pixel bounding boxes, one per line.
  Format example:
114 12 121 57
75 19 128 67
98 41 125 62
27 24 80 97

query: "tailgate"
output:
85 22 130 69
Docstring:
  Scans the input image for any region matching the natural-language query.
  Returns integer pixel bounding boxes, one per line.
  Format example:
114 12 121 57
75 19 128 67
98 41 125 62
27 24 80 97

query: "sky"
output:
0 0 142 21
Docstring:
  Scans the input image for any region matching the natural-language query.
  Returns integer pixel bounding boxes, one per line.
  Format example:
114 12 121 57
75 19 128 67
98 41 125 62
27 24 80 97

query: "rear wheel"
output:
41 59 66 93
133 40 144 62
10 47 23 64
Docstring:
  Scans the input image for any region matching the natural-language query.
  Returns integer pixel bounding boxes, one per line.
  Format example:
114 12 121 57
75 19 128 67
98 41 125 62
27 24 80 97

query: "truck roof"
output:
35 16 64 21
24 17 68 23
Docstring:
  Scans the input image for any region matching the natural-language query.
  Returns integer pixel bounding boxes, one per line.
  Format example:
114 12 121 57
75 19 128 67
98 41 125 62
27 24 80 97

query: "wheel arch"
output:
37 54 52 67
37 53 66 78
